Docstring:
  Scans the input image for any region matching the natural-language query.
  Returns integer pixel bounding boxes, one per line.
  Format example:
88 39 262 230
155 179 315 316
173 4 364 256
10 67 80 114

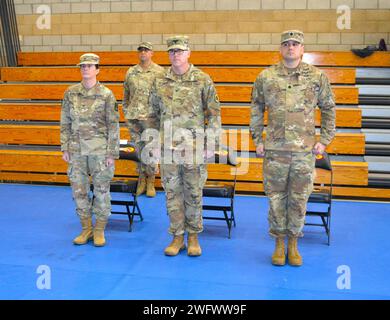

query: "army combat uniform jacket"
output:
250 61 336 152
123 62 165 120
149 64 221 236
150 64 221 153
60 82 120 159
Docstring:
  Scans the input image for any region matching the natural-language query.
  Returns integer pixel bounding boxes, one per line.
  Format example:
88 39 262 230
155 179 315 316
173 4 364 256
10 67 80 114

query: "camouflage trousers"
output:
127 119 157 177
263 151 316 238
67 154 115 220
160 164 208 236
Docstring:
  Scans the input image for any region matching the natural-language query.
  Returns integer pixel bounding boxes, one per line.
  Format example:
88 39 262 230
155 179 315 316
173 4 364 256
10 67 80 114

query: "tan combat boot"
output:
271 237 286 266
187 233 202 257
146 175 156 197
73 217 93 245
164 235 185 256
288 237 303 266
136 175 146 196
93 219 108 247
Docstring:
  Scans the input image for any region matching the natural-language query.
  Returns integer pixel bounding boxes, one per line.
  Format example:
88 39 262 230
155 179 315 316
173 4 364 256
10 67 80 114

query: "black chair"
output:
108 142 143 232
305 151 333 245
202 145 238 238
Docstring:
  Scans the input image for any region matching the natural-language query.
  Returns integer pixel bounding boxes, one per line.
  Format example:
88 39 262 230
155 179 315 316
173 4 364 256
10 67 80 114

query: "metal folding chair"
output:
109 142 143 232
202 145 238 238
305 151 333 245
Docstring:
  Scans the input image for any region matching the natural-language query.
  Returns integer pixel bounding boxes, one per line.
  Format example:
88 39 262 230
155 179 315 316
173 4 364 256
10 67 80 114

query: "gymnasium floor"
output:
0 183 389 300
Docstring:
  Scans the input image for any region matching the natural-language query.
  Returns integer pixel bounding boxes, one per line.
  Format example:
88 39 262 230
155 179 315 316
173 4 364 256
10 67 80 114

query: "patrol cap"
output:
281 30 304 44
167 35 190 51
77 53 100 66
137 41 153 51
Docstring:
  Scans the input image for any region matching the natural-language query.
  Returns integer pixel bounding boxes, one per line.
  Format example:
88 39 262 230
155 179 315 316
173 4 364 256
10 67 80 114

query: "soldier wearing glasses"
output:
150 36 221 257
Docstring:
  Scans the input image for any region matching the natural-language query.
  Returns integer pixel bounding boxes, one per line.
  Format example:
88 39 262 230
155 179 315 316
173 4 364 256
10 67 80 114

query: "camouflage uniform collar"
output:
166 64 197 81
134 62 158 73
79 81 102 95
277 61 306 76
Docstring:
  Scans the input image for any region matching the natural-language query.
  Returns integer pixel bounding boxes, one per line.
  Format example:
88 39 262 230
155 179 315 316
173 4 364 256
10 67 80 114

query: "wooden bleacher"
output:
15 51 390 67
2 50 390 199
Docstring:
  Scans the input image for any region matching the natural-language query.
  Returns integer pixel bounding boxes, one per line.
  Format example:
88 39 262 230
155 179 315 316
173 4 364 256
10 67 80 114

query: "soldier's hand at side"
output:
255 144 265 158
106 157 115 167
62 151 70 163
312 142 326 155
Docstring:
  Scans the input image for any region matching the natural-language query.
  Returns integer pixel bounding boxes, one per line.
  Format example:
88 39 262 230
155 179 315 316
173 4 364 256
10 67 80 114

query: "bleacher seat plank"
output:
0 125 60 145
0 103 61 121
0 150 368 187
0 171 141 185
0 66 356 84
0 103 127 122
0 103 362 128
329 186 390 199
2 104 360 128
0 172 69 184
17 51 390 67
201 160 368 186
0 171 379 199
0 83 359 104
225 130 365 155
0 66 129 83
201 67 356 84
221 106 362 127
230 183 386 198
0 124 365 155
215 86 358 104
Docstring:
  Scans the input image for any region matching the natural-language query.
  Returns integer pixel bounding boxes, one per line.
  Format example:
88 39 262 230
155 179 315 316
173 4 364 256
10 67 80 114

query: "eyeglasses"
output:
168 49 187 56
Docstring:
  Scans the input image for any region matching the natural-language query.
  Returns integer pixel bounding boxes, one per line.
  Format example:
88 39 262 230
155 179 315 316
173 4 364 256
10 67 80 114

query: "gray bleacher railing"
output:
0 0 20 67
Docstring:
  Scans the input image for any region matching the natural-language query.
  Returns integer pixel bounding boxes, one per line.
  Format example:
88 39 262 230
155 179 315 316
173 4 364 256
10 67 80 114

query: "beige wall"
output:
15 0 390 52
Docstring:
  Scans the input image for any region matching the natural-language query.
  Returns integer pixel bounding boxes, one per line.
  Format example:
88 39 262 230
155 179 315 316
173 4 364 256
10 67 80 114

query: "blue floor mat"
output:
0 183 389 300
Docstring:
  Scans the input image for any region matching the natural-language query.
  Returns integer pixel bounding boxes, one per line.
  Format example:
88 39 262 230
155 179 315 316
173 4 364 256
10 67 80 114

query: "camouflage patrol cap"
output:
137 41 153 51
281 30 304 44
77 53 100 65
167 35 190 51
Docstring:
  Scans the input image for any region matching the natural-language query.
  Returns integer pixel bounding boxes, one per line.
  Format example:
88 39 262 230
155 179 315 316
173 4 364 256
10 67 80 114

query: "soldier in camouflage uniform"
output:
250 31 335 266
150 35 221 257
123 42 165 197
61 53 120 247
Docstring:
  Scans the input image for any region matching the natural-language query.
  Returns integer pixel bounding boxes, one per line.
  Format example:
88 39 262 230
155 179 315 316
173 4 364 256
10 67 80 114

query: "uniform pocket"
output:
263 151 289 193
264 80 283 107
298 82 319 107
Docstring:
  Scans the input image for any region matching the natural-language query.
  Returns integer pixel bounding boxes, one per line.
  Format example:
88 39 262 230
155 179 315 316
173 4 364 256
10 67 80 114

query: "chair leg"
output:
231 208 236 227
321 216 329 235
132 194 143 221
223 210 232 239
136 202 143 221
327 210 331 246
126 204 133 232
230 199 236 227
